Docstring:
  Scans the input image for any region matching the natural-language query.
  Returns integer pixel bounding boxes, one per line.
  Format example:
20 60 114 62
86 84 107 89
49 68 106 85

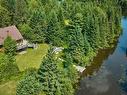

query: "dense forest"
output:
0 0 127 95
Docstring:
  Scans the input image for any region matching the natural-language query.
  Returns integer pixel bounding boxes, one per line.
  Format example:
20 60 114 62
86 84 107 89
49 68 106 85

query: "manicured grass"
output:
0 44 49 95
0 81 17 95
16 44 49 71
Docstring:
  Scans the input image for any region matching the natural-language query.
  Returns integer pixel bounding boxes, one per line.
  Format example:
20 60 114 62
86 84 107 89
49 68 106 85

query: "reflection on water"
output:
81 48 114 77
77 67 121 95
77 17 127 95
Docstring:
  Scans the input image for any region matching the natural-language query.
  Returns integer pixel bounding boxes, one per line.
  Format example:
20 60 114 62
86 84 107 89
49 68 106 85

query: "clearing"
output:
16 44 49 71
0 44 49 95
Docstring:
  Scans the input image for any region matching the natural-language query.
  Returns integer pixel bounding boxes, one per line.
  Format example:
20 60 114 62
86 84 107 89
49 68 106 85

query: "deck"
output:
73 65 86 73
17 44 27 50
17 40 28 50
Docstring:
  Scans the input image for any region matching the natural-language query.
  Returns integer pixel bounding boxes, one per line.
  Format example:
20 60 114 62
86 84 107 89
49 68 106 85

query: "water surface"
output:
77 17 127 95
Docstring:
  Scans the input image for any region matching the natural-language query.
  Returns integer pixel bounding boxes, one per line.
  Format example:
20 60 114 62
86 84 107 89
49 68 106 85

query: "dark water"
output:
77 17 127 95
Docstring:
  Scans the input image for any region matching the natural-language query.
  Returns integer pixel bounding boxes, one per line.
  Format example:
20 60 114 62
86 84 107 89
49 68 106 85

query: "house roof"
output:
0 25 23 45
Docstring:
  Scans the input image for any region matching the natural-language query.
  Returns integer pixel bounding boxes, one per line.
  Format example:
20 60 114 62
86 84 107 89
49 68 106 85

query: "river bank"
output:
76 17 127 95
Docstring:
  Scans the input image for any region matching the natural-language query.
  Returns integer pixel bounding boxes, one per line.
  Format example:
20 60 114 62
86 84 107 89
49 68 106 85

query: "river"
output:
77 17 127 95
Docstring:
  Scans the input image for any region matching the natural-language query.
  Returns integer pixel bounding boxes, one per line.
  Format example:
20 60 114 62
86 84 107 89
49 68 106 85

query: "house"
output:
0 25 27 50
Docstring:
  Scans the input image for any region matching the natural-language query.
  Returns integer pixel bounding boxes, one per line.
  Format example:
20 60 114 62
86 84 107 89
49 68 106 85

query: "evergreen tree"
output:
0 0 15 24
3 36 17 56
28 8 45 43
45 10 63 46
0 37 19 81
19 24 33 42
38 48 60 95
0 5 11 27
83 32 91 55
38 47 74 95
15 0 27 24
16 70 41 95
68 25 84 65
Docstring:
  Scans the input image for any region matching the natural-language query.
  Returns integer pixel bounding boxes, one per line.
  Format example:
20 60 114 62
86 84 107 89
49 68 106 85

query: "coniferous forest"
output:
0 0 127 95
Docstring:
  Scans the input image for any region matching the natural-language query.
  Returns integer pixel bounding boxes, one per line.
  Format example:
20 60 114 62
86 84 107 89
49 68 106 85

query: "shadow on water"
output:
76 17 127 95
81 48 115 77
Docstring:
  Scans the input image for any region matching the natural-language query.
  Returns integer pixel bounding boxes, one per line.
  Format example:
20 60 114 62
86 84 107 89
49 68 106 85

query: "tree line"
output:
0 0 123 65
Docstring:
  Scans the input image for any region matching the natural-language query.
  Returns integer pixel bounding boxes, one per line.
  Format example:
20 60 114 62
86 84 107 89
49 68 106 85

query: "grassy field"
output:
0 44 49 95
0 81 17 95
16 44 49 71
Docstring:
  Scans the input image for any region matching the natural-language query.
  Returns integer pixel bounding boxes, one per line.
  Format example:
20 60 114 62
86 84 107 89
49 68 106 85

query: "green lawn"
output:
16 44 49 71
0 44 49 95
0 81 17 95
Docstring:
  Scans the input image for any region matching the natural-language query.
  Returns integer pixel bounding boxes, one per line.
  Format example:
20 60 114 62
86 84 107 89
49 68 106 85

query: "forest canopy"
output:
0 0 126 95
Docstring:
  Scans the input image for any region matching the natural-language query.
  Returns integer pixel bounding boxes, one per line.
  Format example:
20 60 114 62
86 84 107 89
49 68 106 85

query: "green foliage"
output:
0 5 10 27
28 8 45 43
45 10 64 46
38 48 75 95
3 36 17 56
19 24 33 41
16 69 41 95
0 0 15 24
65 64 79 86
3 37 17 68
0 54 19 82
63 52 73 68
63 51 79 85
14 0 27 24
67 25 85 65
38 48 61 95
0 0 122 50
0 1 124 94
0 36 19 82
119 0 127 15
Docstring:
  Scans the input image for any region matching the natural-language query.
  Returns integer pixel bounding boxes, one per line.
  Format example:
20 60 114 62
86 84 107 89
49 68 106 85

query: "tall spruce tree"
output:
0 0 15 24
4 36 17 56
16 70 41 95
38 48 59 95
0 5 11 27
38 47 74 95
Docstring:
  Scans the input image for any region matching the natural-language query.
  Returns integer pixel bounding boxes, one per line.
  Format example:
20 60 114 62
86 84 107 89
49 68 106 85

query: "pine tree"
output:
0 0 15 24
0 37 19 81
83 32 91 55
38 48 61 95
68 25 84 64
28 8 45 43
45 10 63 46
3 36 17 56
38 47 74 95
15 0 27 24
16 70 41 95
0 5 11 27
